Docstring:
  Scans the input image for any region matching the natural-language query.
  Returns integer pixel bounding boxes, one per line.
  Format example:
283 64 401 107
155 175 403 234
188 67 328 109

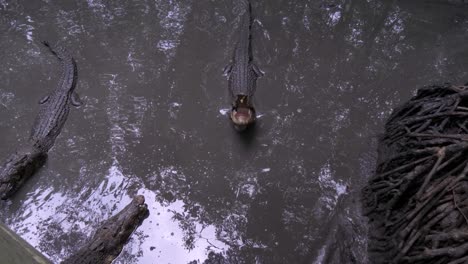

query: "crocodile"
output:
224 0 263 131
30 41 82 152
0 41 81 199
62 195 149 264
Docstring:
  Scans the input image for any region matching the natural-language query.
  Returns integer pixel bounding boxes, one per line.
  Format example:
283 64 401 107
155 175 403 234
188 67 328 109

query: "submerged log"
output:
62 195 149 264
362 83 468 263
0 145 47 200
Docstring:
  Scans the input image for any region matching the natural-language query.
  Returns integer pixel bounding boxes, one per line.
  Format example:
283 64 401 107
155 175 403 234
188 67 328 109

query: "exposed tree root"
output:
362 84 468 263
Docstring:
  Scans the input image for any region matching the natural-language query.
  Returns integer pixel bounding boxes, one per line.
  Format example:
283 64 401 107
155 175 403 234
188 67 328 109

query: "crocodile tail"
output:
42 41 73 62
42 41 78 91
238 0 253 59
247 0 254 61
240 0 252 28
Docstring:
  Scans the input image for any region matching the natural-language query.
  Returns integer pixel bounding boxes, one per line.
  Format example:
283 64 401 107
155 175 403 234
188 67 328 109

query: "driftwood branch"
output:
62 195 149 264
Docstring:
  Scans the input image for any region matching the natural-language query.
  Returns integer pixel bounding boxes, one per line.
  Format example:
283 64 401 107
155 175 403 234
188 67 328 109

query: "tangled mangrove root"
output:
362 83 468 264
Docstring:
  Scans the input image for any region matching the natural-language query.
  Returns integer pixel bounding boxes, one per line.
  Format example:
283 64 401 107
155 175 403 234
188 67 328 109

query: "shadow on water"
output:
233 121 258 148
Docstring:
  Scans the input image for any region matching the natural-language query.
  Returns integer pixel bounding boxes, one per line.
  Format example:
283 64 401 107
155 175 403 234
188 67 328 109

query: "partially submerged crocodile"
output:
0 41 81 199
31 41 82 152
224 0 263 131
62 195 149 264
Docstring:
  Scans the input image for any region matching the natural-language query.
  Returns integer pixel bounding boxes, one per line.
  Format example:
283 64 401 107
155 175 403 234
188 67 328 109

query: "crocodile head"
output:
0 146 47 200
230 95 256 131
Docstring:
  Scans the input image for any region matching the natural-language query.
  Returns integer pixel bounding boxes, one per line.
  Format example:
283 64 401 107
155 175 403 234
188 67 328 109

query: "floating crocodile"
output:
30 41 82 152
0 41 81 199
224 0 263 131
62 195 149 264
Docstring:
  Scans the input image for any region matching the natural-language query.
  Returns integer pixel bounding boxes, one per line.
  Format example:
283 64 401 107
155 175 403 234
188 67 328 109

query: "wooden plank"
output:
0 222 51 264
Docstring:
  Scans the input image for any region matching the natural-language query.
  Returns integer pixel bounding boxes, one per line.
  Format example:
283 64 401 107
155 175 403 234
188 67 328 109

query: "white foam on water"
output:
219 108 230 115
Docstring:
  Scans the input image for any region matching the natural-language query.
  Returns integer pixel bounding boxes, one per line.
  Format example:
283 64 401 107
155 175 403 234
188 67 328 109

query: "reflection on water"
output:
0 0 467 263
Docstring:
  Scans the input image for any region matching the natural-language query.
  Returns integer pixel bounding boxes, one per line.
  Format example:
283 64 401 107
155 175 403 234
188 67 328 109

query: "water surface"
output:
0 1 467 263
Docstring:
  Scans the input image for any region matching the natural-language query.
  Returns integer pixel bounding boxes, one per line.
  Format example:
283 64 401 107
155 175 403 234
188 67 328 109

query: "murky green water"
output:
0 1 467 263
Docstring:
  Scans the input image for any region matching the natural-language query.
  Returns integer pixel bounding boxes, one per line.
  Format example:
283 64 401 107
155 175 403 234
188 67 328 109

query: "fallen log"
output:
362 83 468 263
62 195 149 264
0 145 47 200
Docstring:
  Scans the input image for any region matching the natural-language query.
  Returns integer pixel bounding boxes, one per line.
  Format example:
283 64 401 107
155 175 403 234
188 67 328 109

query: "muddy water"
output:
0 1 467 263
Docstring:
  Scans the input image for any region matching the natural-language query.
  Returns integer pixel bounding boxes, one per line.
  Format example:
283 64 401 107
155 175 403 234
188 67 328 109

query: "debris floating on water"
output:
219 108 230 115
